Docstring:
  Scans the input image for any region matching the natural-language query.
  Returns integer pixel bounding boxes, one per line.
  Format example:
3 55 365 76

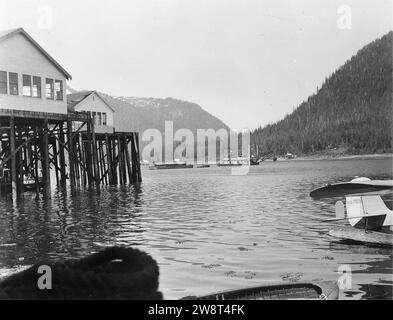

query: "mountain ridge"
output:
99 94 229 134
251 31 393 156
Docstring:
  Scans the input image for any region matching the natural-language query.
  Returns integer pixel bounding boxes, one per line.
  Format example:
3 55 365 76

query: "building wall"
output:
72 93 114 133
0 33 67 114
72 93 114 126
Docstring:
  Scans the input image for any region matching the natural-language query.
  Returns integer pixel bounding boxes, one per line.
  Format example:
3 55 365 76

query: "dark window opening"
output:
54 79 63 100
9 72 18 95
23 74 32 96
46 78 54 99
32 76 41 98
0 71 7 94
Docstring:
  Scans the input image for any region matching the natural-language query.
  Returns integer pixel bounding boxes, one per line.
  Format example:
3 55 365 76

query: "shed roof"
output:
67 91 115 113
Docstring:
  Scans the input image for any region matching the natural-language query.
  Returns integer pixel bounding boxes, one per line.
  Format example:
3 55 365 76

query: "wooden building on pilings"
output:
0 109 142 200
0 28 141 200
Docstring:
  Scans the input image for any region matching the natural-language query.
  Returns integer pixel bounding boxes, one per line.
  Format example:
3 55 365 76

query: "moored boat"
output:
250 155 260 165
217 162 243 167
181 281 339 300
310 177 393 199
217 157 246 167
149 162 193 170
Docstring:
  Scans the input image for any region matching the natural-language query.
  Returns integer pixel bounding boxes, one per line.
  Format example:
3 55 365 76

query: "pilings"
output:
0 110 142 201
86 131 142 186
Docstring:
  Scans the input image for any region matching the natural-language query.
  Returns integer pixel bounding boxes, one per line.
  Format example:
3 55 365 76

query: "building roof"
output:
0 27 72 80
67 91 115 113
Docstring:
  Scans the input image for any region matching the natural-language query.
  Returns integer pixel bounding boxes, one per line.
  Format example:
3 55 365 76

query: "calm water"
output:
0 158 392 299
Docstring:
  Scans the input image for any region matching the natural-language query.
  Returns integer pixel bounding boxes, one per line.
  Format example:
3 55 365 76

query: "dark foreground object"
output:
182 281 339 300
309 180 393 199
0 246 162 300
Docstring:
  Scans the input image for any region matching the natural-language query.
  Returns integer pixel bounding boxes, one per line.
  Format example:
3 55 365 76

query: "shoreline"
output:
286 153 393 161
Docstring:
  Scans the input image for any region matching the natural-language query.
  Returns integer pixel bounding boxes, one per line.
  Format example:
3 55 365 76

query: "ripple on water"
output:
0 159 392 299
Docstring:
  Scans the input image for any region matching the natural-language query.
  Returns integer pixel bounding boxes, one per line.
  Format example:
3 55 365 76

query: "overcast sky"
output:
1 0 391 129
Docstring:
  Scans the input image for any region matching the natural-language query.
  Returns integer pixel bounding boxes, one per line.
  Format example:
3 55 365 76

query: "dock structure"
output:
0 27 142 201
0 109 142 200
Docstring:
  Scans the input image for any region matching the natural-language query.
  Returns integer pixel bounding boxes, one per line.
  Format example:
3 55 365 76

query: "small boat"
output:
149 162 193 170
1 169 43 192
217 162 243 167
250 155 260 165
197 164 210 168
181 281 339 300
310 177 393 199
217 157 246 167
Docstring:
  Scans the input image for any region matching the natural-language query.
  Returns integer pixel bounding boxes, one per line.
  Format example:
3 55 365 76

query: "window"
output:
9 72 18 95
102 113 107 126
54 79 63 100
97 112 102 125
23 74 32 96
32 76 41 98
0 71 7 94
46 78 54 99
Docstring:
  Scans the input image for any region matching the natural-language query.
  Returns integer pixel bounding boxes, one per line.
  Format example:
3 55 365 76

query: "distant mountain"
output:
98 94 229 161
252 31 393 156
66 86 229 161
101 95 229 135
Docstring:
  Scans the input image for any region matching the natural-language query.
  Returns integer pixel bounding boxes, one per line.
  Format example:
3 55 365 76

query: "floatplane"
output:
311 177 393 246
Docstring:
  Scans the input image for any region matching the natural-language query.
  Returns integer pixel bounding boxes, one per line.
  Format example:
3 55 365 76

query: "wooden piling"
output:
67 120 76 193
105 134 113 184
59 122 67 186
135 133 142 182
112 136 118 185
91 124 100 190
53 137 60 187
130 134 138 183
9 116 17 200
17 129 24 195
86 118 94 185
34 128 40 197
1 110 142 199
125 137 133 183
43 119 50 195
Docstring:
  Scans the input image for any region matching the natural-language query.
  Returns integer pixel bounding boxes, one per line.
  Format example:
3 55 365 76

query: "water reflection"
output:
0 158 392 299
0 184 145 265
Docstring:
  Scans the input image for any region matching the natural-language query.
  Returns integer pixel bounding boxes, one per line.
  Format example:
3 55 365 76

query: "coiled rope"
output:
0 246 163 300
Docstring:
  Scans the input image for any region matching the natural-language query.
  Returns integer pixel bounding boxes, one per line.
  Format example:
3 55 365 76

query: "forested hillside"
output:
251 31 393 156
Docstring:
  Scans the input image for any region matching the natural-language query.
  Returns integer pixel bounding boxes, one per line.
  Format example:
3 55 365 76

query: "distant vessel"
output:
197 164 211 168
149 161 193 170
250 155 260 165
1 168 43 191
217 157 245 167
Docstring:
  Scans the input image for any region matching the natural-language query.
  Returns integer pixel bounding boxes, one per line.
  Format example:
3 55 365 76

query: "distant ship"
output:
149 161 193 170
250 155 260 165
217 157 246 167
